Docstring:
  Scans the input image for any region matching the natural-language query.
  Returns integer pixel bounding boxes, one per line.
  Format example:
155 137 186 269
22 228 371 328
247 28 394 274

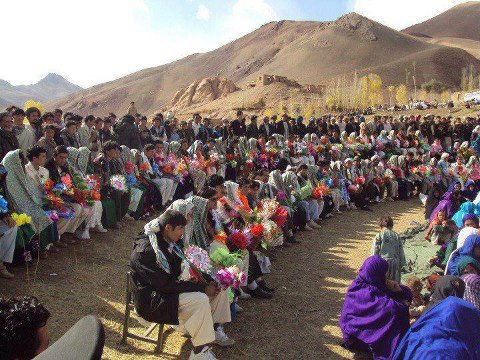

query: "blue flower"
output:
0 195 8 213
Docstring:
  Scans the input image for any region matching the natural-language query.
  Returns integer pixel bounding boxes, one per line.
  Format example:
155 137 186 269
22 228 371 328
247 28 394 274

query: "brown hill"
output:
48 12 480 116
403 1 480 41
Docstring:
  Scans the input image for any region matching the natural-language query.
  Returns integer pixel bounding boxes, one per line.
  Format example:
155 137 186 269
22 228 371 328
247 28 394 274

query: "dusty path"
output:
1 200 424 359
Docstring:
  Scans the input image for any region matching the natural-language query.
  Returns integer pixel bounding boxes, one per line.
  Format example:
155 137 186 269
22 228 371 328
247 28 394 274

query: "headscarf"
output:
425 275 465 311
429 191 458 222
1 150 52 234
456 256 480 276
247 138 258 154
187 196 209 249
167 198 195 245
67 147 80 168
462 180 477 201
268 170 286 195
457 226 478 249
120 145 134 168
77 147 92 175
168 141 181 156
446 234 480 275
187 140 203 156
224 181 242 206
452 202 476 228
339 256 411 360
461 274 480 311
143 218 171 273
392 297 480 360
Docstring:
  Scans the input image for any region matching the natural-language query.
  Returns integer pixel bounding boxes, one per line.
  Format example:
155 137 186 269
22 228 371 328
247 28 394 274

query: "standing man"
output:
0 112 19 162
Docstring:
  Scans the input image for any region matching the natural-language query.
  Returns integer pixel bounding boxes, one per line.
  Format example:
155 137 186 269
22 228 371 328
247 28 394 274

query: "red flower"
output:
320 136 327 145
355 176 365 185
250 223 264 237
125 161 134 174
271 207 287 228
228 231 249 249
246 161 254 170
226 154 234 161
139 162 150 172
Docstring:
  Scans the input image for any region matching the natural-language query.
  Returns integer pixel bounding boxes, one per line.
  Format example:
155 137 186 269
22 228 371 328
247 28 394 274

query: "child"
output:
405 276 426 320
372 216 407 283
425 210 456 245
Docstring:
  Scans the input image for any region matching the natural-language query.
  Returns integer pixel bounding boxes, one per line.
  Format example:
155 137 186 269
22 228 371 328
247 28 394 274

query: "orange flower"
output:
139 162 150 172
44 179 54 191
90 190 101 201
213 231 227 245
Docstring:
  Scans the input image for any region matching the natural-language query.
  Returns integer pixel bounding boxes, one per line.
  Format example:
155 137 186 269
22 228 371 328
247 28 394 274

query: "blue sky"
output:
0 0 472 87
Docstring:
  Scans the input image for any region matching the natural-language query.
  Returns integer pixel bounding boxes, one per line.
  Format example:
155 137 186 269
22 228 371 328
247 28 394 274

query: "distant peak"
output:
41 73 66 82
453 1 480 8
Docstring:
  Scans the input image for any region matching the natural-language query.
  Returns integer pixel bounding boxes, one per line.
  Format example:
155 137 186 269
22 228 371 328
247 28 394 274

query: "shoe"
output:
214 325 235 347
124 213 134 220
361 206 373 212
189 346 217 360
0 268 14 279
93 225 108 233
286 236 300 244
304 225 314 231
308 221 321 229
247 286 273 299
238 288 252 300
64 237 77 245
75 229 90 240
234 303 244 313
258 280 275 293
55 241 67 248
112 223 121 230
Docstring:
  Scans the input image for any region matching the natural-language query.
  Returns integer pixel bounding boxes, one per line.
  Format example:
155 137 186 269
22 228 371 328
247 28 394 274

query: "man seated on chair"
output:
130 210 233 360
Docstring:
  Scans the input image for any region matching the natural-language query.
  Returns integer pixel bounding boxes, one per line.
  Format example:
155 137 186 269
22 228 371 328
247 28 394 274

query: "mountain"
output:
403 1 480 41
402 2 480 60
0 73 82 109
48 12 480 116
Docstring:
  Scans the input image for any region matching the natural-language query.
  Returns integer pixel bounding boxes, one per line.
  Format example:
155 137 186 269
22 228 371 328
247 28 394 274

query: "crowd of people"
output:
1 101 480 359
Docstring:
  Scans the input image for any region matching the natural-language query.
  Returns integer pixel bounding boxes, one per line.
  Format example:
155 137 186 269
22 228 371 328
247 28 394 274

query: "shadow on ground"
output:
2 200 424 359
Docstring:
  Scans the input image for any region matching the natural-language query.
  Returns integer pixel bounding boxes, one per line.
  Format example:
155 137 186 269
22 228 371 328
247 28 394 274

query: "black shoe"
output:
247 286 273 299
286 236 300 244
361 206 373 212
258 280 275 293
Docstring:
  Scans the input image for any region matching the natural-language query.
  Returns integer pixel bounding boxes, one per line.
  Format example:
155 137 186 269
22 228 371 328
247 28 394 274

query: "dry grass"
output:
2 200 424 359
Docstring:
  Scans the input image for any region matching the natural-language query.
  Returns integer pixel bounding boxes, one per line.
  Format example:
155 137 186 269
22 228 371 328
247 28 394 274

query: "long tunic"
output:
372 229 406 283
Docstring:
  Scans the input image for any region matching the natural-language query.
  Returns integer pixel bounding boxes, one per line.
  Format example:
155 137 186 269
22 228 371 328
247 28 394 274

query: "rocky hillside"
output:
48 11 480 116
171 77 239 108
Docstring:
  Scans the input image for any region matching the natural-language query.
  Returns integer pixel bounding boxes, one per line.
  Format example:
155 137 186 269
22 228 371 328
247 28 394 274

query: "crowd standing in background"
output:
1 102 480 359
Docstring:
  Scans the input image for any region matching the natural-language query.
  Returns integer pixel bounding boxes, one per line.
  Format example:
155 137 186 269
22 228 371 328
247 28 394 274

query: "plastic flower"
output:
11 213 32 226
228 229 249 249
184 245 212 273
61 174 73 189
250 223 265 237
125 161 134 174
110 175 127 192
139 162 150 172
0 195 8 214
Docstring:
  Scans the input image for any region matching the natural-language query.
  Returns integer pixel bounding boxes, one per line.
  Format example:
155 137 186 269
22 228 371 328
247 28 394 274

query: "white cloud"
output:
222 0 278 41
352 0 471 30
0 0 215 88
196 4 211 20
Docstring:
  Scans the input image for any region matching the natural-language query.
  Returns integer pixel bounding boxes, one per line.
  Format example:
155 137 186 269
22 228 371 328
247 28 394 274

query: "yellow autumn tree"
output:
388 85 395 106
396 84 408 105
440 90 451 103
368 73 383 106
304 103 315 119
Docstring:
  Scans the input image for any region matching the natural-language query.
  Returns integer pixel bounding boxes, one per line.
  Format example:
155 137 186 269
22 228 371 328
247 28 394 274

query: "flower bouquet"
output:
215 266 246 290
110 175 127 192
11 213 32 226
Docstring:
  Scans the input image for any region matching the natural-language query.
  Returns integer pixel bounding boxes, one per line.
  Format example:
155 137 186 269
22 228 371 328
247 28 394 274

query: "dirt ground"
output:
1 199 424 360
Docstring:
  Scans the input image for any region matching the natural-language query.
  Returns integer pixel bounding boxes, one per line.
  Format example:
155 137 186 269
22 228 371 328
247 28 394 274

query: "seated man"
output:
44 145 90 240
0 296 51 360
130 210 232 360
93 141 130 228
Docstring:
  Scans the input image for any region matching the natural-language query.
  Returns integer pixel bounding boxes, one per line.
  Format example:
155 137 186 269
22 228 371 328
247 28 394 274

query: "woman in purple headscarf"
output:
339 255 412 360
429 182 462 222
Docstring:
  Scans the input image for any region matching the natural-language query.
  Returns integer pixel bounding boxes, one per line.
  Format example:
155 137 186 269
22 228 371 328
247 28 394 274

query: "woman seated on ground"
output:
445 234 480 276
392 297 480 360
462 273 480 310
339 255 412 360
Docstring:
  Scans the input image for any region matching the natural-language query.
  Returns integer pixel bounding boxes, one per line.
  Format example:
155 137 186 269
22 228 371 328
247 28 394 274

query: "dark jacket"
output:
259 123 275 138
114 116 142 150
276 121 291 137
44 158 71 184
0 129 19 162
246 123 259 139
129 235 205 324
